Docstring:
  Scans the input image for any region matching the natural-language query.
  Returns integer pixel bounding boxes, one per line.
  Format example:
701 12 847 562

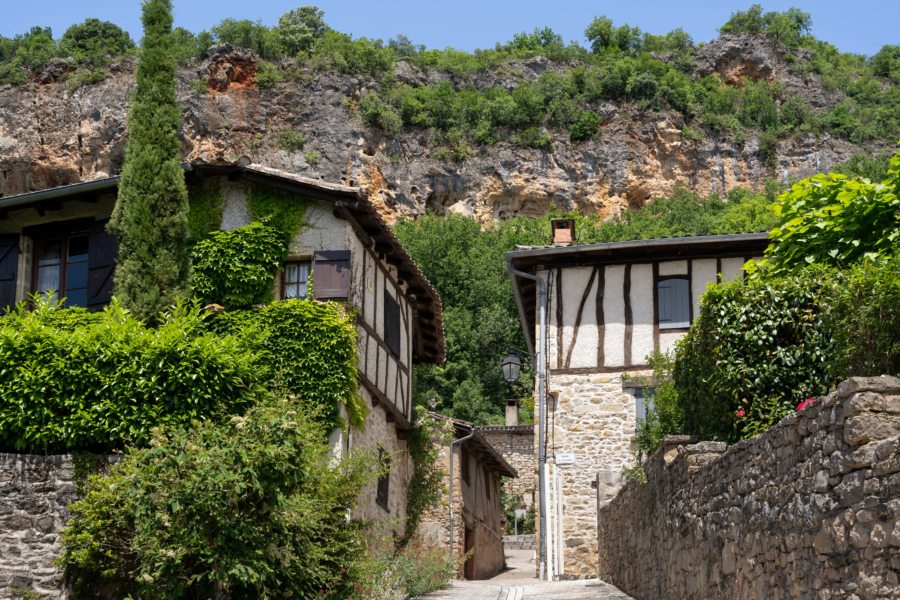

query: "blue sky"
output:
3 1 898 56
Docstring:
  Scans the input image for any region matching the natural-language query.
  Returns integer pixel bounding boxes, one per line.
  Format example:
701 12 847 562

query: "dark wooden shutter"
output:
87 220 117 311
376 447 390 510
384 288 401 357
312 250 351 300
0 234 19 312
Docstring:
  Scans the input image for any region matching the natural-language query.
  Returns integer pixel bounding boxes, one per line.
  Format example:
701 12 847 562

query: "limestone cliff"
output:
0 36 888 223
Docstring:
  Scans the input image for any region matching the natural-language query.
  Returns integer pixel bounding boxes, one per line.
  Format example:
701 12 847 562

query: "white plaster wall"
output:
602 265 626 367
219 181 252 230
630 264 654 365
691 258 719 320
289 201 347 256
558 266 598 369
658 331 684 355
720 257 745 282
658 260 688 276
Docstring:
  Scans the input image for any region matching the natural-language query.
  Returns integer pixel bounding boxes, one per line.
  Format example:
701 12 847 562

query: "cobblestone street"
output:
414 550 633 600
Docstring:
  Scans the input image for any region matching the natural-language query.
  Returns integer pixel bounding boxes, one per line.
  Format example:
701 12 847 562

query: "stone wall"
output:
0 453 77 599
479 425 534 506
544 372 645 578
597 376 900 600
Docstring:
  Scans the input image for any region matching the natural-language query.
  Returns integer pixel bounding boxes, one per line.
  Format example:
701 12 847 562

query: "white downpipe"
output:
544 463 554 581
555 466 564 576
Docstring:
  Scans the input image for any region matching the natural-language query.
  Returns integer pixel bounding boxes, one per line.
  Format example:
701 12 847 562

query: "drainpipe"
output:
507 264 548 581
448 426 476 564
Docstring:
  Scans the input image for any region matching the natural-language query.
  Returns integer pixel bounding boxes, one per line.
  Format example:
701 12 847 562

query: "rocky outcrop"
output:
0 39 886 223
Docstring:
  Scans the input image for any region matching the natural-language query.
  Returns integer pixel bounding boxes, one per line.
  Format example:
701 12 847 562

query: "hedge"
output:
0 300 257 452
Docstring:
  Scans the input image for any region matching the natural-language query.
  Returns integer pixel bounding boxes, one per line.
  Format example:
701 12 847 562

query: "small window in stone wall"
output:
376 447 390 511
384 288 401 357
633 387 656 424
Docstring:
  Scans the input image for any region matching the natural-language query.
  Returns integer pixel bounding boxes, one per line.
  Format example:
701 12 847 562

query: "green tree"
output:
720 5 812 48
108 0 191 322
59 18 134 64
276 5 327 56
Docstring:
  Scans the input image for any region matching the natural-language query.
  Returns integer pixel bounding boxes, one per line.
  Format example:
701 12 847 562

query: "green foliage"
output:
719 5 812 48
191 222 285 308
276 128 306 151
501 491 535 535
310 29 394 76
276 6 327 56
825 255 900 379
255 60 283 89
513 126 552 149
585 16 643 55
170 27 210 63
755 151 900 276
60 396 372 599
303 149 320 166
211 18 282 59
674 269 834 442
0 298 256 453
187 179 224 240
208 299 366 428
64 67 108 92
872 45 900 83
354 534 456 599
59 18 134 64
108 0 191 322
247 184 309 242
404 409 451 544
630 351 684 463
569 109 602 142
833 151 894 181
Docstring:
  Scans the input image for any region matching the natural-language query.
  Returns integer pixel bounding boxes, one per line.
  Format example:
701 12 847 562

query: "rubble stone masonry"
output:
0 453 77 599
598 376 900 600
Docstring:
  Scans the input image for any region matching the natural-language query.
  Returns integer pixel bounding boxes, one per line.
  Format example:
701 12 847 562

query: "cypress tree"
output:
109 0 189 321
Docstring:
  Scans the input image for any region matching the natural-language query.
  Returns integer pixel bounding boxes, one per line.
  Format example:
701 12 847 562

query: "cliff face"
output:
0 36 885 222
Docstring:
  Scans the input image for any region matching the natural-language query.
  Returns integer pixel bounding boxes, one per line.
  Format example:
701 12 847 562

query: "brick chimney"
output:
551 218 575 246
505 399 519 427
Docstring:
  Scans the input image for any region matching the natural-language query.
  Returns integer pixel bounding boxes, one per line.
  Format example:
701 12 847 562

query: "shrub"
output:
60 396 372 599
513 126 552 149
353 534 457 599
303 149 320 166
191 222 285 308
277 128 306 151
631 351 684 463
674 268 834 441
255 60 283 89
209 299 366 428
0 299 257 452
275 6 326 56
569 109 601 142
59 18 134 64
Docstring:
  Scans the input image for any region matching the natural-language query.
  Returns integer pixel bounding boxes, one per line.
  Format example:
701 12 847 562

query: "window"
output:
657 277 690 329
384 288 401 357
282 261 311 299
33 234 89 307
633 386 656 424
376 447 390 510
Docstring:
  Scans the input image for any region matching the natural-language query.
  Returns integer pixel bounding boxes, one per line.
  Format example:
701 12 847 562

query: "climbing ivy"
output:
248 184 309 243
186 179 224 241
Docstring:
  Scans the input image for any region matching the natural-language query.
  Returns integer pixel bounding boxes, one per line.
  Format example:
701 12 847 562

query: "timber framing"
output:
506 233 769 356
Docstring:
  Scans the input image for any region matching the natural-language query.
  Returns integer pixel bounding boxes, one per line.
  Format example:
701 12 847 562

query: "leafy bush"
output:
59 18 134 64
276 6 326 56
404 409 450 543
0 299 257 452
569 109 602 142
630 351 684 463
719 4 812 48
277 128 306 151
211 18 282 59
191 222 285 308
209 299 366 428
61 396 372 599
674 268 834 441
755 151 900 277
255 60 283 89
513 126 552 149
353 534 457 600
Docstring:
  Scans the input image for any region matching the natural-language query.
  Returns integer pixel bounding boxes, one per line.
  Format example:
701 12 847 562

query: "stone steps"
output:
503 534 536 550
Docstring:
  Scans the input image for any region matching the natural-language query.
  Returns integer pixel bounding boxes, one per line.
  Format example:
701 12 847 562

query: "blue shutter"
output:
658 278 690 329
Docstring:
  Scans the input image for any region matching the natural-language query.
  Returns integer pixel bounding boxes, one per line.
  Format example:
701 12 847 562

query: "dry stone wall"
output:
597 376 900 600
479 425 535 506
0 453 77 599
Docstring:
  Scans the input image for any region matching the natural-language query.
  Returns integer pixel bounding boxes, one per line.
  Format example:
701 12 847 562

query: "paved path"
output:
414 549 633 600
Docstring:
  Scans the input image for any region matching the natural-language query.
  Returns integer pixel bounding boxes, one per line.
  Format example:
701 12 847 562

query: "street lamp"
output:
501 351 522 383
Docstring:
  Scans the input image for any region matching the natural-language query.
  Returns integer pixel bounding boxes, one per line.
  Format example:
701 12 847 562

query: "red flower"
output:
796 397 815 411
735 409 746 418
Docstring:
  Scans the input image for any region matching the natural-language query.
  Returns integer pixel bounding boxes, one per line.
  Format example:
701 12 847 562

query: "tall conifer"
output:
109 0 189 321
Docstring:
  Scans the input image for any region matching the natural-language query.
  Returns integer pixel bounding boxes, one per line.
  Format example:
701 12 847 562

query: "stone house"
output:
478 400 536 514
420 414 517 580
506 222 768 579
0 159 444 536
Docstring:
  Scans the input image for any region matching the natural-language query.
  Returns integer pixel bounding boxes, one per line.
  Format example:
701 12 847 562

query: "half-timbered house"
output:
0 160 444 535
506 221 768 578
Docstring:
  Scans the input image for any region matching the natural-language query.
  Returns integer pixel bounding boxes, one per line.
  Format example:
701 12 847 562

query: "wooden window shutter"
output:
87 221 117 311
0 234 19 312
657 277 690 329
384 288 401 357
376 447 390 510
313 250 351 300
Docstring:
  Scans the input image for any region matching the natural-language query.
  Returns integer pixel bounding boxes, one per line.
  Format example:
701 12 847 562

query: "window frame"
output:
383 288 401 358
376 447 390 511
281 259 312 300
31 232 91 308
656 275 691 331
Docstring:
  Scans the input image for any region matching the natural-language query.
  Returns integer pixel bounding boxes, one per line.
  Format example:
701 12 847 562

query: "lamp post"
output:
501 350 522 384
